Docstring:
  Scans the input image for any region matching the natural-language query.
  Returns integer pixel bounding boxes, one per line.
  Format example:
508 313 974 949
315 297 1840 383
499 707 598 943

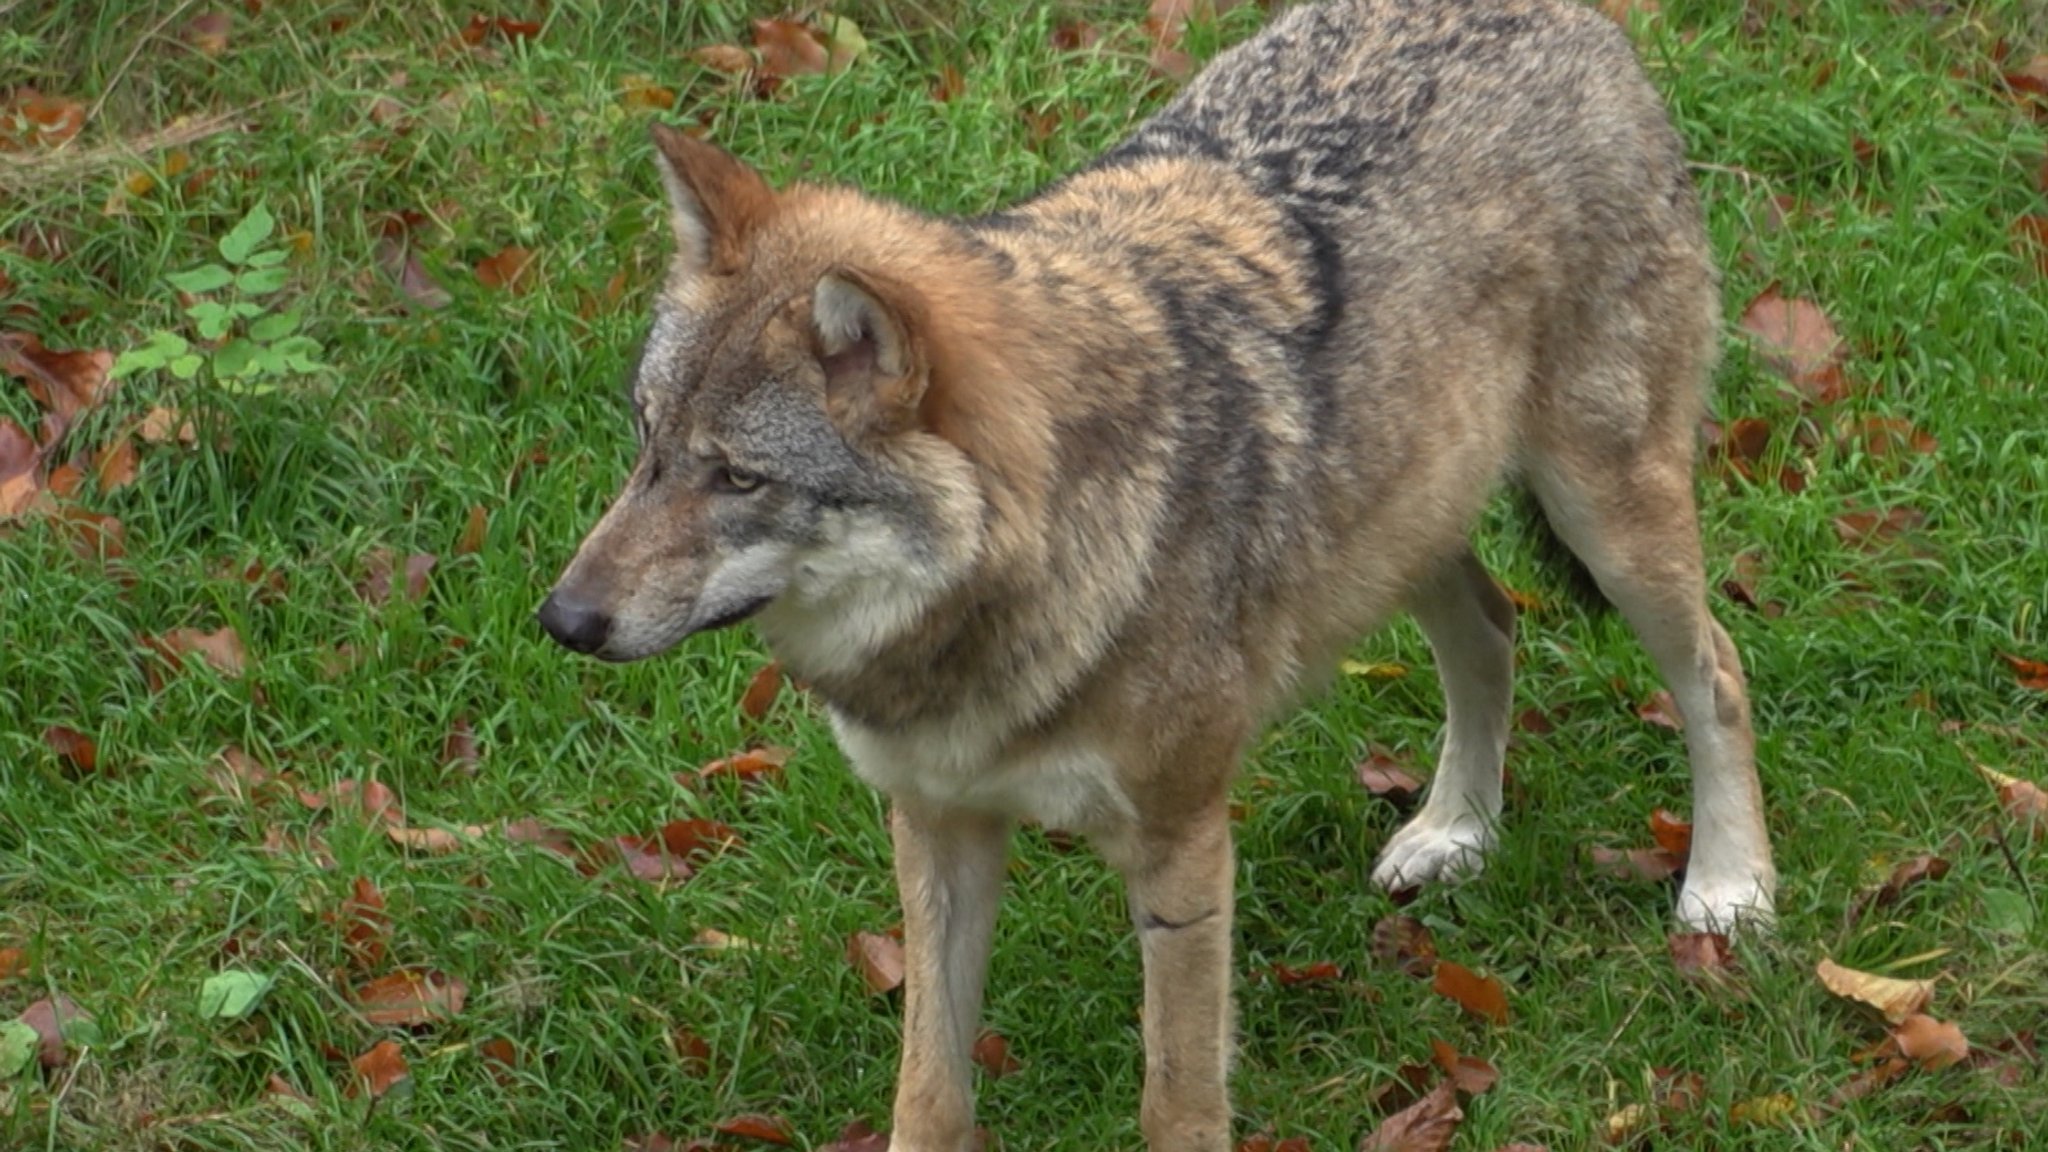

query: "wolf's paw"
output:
1371 812 1496 892
1677 872 1776 937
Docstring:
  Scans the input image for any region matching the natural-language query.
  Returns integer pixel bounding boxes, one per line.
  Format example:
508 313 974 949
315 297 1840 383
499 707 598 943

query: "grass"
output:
2 0 2046 1148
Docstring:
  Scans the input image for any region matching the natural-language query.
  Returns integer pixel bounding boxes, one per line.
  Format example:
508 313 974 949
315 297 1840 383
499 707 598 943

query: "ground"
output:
2 1 2046 1149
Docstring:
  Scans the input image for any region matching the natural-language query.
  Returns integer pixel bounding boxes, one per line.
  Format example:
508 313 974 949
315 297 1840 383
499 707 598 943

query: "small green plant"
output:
112 203 327 393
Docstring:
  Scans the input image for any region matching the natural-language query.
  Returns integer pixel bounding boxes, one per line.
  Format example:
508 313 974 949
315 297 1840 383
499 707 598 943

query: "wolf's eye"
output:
713 465 764 494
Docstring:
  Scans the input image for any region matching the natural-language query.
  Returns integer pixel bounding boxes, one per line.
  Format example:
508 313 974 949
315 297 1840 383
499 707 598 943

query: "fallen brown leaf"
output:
690 745 791 789
1668 931 1736 986
1370 913 1438 979
19 995 91 1067
1589 845 1684 883
349 1039 410 1097
1359 1078 1463 1151
1432 961 1508 1026
183 11 232 56
475 245 534 292
848 930 905 995
820 1121 892 1152
1649 808 1692 857
92 436 139 492
297 778 402 826
1739 285 1848 404
1893 1013 1969 1070
354 967 466 1026
441 716 479 771
973 1030 1021 1078
1834 505 1925 549
373 235 450 310
339 875 387 969
144 625 248 679
2000 653 2048 691
2 331 116 429
1816 957 1934 1023
0 948 28 980
1429 1037 1499 1097
1850 853 1950 924
671 1027 712 1075
752 18 829 79
0 88 88 150
41 724 98 773
454 503 488 555
1358 748 1425 807
613 818 742 881
1728 1092 1801 1127
739 660 783 720
1268 960 1342 986
690 44 755 75
713 1112 795 1145
384 823 486 853
1637 690 1684 731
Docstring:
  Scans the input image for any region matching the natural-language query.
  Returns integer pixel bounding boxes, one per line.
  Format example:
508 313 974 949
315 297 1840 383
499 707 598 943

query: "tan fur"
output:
539 2 1777 1147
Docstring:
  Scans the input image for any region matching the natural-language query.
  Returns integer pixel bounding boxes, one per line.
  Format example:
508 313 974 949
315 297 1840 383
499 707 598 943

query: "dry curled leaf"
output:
1649 809 1692 857
298 778 402 826
0 88 88 150
713 1112 795 1145
354 967 466 1026
1359 1078 1463 1151
751 19 829 79
1429 1038 1499 1097
1816 957 1934 1023
337 875 388 969
144 625 248 679
973 1030 1021 1078
613 818 742 881
349 1039 410 1097
0 948 28 980
1668 931 1736 986
41 724 98 773
1268 960 1342 986
1833 505 1925 549
2000 653 2048 691
1370 913 1438 979
848 930 905 995
1358 749 1425 807
820 1121 891 1152
1590 845 1684 883
475 245 534 292
454 503 488 555
1893 1013 1969 1070
739 661 783 720
2 331 116 428
691 44 755 75
1739 285 1847 404
1432 960 1508 1026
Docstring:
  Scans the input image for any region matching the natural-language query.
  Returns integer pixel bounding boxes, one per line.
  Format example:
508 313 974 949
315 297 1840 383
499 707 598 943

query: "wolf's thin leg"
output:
1372 547 1517 891
888 803 1010 1152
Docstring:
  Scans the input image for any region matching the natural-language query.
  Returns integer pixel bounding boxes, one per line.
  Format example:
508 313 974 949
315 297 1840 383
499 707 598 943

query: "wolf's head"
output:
538 124 999 667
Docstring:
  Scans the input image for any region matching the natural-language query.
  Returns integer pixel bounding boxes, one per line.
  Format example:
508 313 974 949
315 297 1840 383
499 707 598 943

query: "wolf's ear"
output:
812 268 929 431
649 122 773 277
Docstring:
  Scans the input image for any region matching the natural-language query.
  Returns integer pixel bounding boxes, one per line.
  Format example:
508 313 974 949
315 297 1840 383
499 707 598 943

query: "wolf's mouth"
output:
692 595 774 635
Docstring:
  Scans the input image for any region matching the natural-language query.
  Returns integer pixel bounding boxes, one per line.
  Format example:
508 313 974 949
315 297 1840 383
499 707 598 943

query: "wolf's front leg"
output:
1115 803 1236 1152
887 801 1011 1152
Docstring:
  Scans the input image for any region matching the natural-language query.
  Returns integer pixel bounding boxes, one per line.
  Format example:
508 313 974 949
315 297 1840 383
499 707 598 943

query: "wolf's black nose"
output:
537 591 612 655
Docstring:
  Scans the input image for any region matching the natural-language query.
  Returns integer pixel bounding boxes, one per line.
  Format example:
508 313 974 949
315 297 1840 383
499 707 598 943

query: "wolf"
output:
537 0 1777 1145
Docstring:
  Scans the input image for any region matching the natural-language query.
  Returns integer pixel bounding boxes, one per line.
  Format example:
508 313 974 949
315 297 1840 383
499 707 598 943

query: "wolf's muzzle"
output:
536 590 613 655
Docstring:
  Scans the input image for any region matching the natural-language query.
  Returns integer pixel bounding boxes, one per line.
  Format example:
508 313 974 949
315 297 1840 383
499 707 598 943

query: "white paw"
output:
1677 872 1776 936
1372 811 1496 892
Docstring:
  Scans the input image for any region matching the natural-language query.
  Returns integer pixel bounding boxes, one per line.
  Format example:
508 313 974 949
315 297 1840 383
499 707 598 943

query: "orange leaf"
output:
691 44 755 75
1432 960 1508 1025
1668 931 1735 985
1428 1037 1499 1097
353 967 466 1026
144 625 248 678
475 245 534 292
297 778 403 826
1893 1013 1969 1070
1739 286 1848 404
972 1030 1021 1078
713 1113 795 1145
441 716 479 771
1269 960 1342 986
1370 913 1438 979
613 818 742 881
1649 808 1692 857
671 1027 712 1075
2000 653 2048 691
41 724 98 773
384 824 486 853
340 875 387 969
0 948 28 980
1359 1078 1463 1151
847 930 905 995
91 436 139 492
739 660 783 720
752 19 828 79
349 1039 410 1097
690 745 791 789
454 504 488 555
1833 505 1925 549
264 1072 316 1108
1636 690 1683 731
2013 215 2048 277
0 89 87 150
139 406 197 446
19 996 91 1068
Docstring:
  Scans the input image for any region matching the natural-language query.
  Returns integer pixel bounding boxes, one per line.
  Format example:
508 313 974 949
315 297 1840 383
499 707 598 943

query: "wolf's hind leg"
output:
1371 547 1516 892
